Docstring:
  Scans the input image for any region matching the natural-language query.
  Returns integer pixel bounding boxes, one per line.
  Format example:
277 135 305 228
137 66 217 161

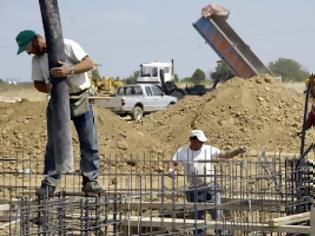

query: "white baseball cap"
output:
190 129 208 142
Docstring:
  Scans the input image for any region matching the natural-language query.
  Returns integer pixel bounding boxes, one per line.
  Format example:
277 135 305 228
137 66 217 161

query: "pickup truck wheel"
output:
131 106 143 121
168 102 175 108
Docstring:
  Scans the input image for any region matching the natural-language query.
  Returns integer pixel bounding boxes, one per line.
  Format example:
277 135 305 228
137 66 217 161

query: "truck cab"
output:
136 60 211 99
137 61 174 85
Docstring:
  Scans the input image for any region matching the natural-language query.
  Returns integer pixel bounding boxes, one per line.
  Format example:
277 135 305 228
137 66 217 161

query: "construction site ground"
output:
1 75 315 235
1 74 314 172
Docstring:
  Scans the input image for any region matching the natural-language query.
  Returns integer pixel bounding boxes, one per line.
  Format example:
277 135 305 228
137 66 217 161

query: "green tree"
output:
210 62 234 83
269 58 309 82
182 77 193 83
125 71 140 84
191 69 206 84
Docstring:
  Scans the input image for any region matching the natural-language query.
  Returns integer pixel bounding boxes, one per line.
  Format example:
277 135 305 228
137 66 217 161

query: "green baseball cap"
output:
15 30 37 55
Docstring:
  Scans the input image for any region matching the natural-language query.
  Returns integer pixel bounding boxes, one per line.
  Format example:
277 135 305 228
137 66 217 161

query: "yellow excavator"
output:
88 63 124 96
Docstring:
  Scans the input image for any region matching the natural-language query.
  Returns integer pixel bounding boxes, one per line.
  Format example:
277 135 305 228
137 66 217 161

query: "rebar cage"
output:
0 150 314 235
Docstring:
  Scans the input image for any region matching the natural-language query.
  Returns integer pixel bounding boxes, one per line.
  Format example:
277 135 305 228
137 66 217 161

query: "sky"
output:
0 0 314 82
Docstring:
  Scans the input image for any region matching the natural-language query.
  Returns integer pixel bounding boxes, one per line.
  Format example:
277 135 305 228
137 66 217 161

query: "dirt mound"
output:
0 100 158 164
0 86 46 102
135 75 313 153
0 75 313 166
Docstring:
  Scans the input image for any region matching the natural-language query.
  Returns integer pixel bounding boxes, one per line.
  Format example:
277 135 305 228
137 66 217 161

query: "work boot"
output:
36 180 56 198
82 177 105 194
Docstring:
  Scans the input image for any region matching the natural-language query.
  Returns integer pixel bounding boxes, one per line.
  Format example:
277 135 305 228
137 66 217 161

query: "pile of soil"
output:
0 101 158 164
134 75 314 153
0 75 313 166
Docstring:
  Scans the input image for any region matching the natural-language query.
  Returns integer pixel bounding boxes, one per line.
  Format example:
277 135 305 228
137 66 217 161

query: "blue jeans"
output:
186 184 223 235
44 101 100 184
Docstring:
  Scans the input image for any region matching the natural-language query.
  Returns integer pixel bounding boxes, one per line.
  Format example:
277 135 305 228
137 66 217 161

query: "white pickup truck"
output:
96 84 177 120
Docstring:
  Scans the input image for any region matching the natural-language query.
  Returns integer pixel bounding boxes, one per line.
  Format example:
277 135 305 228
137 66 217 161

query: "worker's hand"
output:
50 60 72 78
166 168 177 178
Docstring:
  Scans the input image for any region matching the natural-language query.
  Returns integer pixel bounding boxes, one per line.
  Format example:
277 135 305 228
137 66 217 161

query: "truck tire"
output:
168 102 176 108
131 106 143 121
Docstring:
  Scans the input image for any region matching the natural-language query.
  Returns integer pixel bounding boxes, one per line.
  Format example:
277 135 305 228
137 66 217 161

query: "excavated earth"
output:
134 75 315 154
0 75 314 168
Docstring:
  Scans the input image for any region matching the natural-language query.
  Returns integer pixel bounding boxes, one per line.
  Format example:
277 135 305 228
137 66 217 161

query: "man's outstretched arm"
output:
218 146 246 159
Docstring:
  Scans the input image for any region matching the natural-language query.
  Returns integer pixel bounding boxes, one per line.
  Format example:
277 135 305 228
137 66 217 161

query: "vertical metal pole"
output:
38 0 73 173
300 84 311 156
58 192 65 236
171 59 175 76
160 172 165 234
95 195 100 236
80 199 84 236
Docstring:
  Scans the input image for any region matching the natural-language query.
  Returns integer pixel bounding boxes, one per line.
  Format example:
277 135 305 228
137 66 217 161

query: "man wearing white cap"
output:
170 129 246 235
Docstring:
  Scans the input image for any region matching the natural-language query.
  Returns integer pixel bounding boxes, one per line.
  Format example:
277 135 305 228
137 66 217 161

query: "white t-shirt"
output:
31 39 91 94
172 144 221 187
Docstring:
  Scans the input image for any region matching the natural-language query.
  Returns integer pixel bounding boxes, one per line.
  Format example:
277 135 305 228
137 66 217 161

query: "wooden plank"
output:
120 201 274 211
123 215 204 228
0 200 10 204
121 217 310 234
212 222 310 234
88 96 111 100
69 96 111 100
0 216 19 223
0 204 10 212
0 219 20 230
269 212 310 226
62 212 310 234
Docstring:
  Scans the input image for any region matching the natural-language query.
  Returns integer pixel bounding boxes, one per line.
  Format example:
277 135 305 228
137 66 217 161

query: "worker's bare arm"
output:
50 56 94 78
218 146 246 159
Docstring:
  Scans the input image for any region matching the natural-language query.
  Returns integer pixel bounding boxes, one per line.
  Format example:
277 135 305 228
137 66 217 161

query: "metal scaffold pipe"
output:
38 0 73 173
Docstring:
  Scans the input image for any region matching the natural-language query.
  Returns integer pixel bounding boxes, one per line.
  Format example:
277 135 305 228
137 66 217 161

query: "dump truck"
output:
193 4 271 79
138 4 270 98
137 60 213 99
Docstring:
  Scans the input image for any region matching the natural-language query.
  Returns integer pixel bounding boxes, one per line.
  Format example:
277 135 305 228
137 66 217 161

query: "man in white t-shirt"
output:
16 30 104 197
170 129 245 235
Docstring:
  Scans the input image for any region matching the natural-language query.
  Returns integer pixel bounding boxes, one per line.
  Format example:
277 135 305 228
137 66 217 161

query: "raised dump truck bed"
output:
193 15 270 78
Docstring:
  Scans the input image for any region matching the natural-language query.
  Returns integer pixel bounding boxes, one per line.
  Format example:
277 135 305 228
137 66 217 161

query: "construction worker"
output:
15 30 104 197
169 129 246 235
295 74 315 138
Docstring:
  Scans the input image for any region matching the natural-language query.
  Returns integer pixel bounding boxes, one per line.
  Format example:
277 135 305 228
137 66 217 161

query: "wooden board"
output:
269 212 310 226
123 216 310 234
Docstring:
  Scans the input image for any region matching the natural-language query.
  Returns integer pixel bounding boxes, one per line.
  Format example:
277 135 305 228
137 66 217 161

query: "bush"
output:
124 71 139 84
210 62 234 83
269 58 309 82
191 69 206 84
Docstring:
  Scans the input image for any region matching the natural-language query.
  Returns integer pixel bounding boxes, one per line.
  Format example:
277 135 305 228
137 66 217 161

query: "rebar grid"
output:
0 151 313 235
7 193 122 236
